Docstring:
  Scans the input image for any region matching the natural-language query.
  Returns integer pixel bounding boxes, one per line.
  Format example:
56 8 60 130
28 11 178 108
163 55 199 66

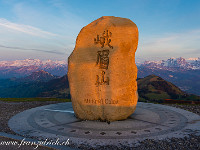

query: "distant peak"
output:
33 70 50 74
20 70 57 82
36 70 46 72
147 74 157 77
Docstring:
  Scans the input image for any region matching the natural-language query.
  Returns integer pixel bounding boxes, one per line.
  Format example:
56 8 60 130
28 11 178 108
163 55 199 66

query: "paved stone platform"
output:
8 102 200 148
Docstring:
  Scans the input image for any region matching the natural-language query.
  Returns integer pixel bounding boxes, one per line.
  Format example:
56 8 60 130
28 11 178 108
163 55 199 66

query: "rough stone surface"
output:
68 16 139 121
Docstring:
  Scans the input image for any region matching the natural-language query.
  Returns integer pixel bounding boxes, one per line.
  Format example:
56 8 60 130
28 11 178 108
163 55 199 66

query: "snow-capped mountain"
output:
141 57 200 70
138 57 200 96
0 59 68 79
18 70 58 82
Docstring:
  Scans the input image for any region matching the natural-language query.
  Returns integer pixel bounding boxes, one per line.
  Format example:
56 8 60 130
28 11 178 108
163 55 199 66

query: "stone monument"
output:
68 16 139 121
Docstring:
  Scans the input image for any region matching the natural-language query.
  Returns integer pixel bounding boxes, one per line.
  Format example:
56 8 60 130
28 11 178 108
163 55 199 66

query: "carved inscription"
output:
96 49 109 69
95 71 109 86
94 30 113 49
94 30 113 87
84 98 118 104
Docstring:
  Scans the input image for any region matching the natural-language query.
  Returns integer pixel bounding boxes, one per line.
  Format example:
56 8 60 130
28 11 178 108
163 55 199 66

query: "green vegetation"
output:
0 82 46 98
185 94 200 101
1 74 199 104
0 97 71 102
145 92 170 101
138 75 200 102
0 75 70 99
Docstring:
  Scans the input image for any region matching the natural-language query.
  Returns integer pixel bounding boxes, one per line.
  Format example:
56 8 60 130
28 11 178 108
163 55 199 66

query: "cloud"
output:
0 18 59 38
138 29 200 58
0 44 65 55
0 18 74 56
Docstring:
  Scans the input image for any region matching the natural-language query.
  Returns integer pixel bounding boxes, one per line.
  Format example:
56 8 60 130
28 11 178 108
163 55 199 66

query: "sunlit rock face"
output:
68 16 139 121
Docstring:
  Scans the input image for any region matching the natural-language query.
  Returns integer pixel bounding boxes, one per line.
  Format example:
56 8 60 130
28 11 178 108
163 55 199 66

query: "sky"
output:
0 0 200 62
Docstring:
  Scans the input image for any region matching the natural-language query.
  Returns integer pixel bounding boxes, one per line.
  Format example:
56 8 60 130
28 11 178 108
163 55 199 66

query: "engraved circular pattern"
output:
8 102 190 140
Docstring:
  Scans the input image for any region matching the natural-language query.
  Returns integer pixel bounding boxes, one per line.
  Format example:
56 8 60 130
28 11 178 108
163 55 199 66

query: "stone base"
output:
9 102 200 148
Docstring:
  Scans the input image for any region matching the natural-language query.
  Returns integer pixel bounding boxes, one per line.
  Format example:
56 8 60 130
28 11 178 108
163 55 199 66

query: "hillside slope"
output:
137 75 199 102
0 75 70 98
138 66 200 96
38 75 70 98
18 70 58 82
0 74 199 102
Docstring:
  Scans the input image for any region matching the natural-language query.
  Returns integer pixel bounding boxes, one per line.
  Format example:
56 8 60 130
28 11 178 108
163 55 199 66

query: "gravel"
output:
0 101 199 150
0 101 60 150
82 134 200 150
165 103 200 115
0 101 61 134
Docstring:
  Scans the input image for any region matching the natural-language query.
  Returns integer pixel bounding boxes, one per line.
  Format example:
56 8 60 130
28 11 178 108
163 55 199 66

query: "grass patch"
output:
145 92 170 101
0 97 71 102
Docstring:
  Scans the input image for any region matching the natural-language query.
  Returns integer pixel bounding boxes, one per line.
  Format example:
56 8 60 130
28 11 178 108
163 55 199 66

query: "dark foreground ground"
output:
0 100 199 150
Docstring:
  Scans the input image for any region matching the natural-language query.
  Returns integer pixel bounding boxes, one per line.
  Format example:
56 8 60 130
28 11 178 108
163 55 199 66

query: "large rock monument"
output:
68 16 139 121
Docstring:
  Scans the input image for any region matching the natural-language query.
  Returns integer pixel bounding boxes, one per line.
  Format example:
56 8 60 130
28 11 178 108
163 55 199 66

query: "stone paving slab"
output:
8 102 200 149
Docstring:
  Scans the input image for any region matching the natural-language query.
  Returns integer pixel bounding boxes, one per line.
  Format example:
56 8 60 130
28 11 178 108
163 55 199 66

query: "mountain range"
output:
17 70 58 82
138 57 200 96
1 57 199 78
0 70 199 102
141 57 200 71
0 59 68 78
0 57 200 96
0 71 70 98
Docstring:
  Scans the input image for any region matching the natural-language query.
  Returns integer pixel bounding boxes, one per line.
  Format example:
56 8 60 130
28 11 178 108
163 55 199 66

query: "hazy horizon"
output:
0 56 199 65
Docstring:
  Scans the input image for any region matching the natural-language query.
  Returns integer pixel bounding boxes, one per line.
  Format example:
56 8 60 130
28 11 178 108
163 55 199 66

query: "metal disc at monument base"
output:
8 102 200 149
